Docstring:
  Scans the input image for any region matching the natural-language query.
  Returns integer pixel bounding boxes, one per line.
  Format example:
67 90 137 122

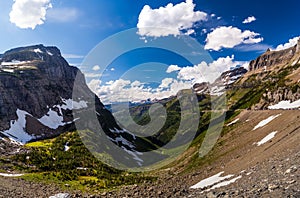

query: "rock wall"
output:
249 39 300 71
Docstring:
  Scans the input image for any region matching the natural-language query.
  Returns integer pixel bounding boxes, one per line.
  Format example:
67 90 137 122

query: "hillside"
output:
0 42 299 197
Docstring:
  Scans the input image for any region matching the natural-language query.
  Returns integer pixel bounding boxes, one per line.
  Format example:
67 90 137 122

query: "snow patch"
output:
253 114 281 130
64 142 70 152
1 60 29 66
33 48 43 53
46 51 53 56
39 98 88 129
210 175 242 190
0 173 24 177
49 193 70 198
190 171 234 189
60 98 88 110
210 86 225 96
227 118 239 126
268 99 300 109
1 109 35 144
38 109 64 129
1 98 88 144
256 131 277 146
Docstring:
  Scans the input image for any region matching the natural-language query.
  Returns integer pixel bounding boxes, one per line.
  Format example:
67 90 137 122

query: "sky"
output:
0 0 299 103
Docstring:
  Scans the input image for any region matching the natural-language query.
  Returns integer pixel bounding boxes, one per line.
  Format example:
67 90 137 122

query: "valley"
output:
0 41 299 197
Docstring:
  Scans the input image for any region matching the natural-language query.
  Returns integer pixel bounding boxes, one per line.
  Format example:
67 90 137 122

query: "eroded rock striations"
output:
249 38 300 71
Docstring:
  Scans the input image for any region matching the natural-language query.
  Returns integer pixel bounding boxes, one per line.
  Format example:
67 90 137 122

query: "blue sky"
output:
1 0 299 103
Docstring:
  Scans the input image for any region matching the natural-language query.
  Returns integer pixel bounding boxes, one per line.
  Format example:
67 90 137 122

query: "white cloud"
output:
92 65 101 71
88 79 101 94
84 73 102 78
91 56 248 103
47 7 79 22
205 26 263 51
62 54 85 59
159 78 174 88
110 68 115 71
137 0 207 37
243 16 256 24
275 36 300 51
177 55 247 83
166 65 181 73
175 57 242 81
9 0 52 29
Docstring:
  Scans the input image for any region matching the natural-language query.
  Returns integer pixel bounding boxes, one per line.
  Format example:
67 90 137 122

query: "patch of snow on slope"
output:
1 98 88 144
33 48 43 53
46 51 53 56
49 193 70 198
268 99 300 109
1 109 35 144
252 114 281 131
210 175 242 190
227 118 239 126
1 60 29 66
39 98 88 129
0 173 24 177
190 171 234 189
60 98 88 110
38 109 64 129
64 142 70 152
107 134 143 166
256 131 277 146
210 86 225 96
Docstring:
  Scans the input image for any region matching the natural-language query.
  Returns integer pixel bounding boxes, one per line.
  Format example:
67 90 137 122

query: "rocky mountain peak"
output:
0 45 99 143
249 39 300 71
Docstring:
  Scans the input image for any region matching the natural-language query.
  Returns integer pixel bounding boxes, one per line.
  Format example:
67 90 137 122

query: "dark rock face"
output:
0 45 107 142
216 67 248 85
192 67 247 95
249 39 300 71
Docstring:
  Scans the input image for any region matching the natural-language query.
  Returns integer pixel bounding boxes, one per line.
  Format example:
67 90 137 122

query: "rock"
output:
249 40 300 71
268 184 279 191
49 193 70 198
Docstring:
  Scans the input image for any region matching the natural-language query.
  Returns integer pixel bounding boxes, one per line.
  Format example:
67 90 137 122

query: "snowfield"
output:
227 118 239 126
268 99 300 109
190 171 234 189
0 173 24 177
252 114 281 130
256 131 277 146
0 98 88 144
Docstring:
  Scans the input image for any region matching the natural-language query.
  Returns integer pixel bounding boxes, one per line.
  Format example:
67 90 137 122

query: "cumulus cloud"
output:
90 56 248 103
9 0 52 29
275 36 300 51
62 54 85 59
243 16 256 24
205 26 263 51
176 55 248 83
92 65 101 71
137 0 207 37
88 79 101 94
166 65 181 73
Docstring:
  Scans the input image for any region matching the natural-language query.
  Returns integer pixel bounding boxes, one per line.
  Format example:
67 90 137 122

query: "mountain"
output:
0 44 118 144
0 43 300 197
249 38 300 71
0 45 170 169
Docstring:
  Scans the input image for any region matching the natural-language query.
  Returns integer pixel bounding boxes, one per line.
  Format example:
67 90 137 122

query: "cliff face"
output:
249 39 300 71
0 45 116 143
